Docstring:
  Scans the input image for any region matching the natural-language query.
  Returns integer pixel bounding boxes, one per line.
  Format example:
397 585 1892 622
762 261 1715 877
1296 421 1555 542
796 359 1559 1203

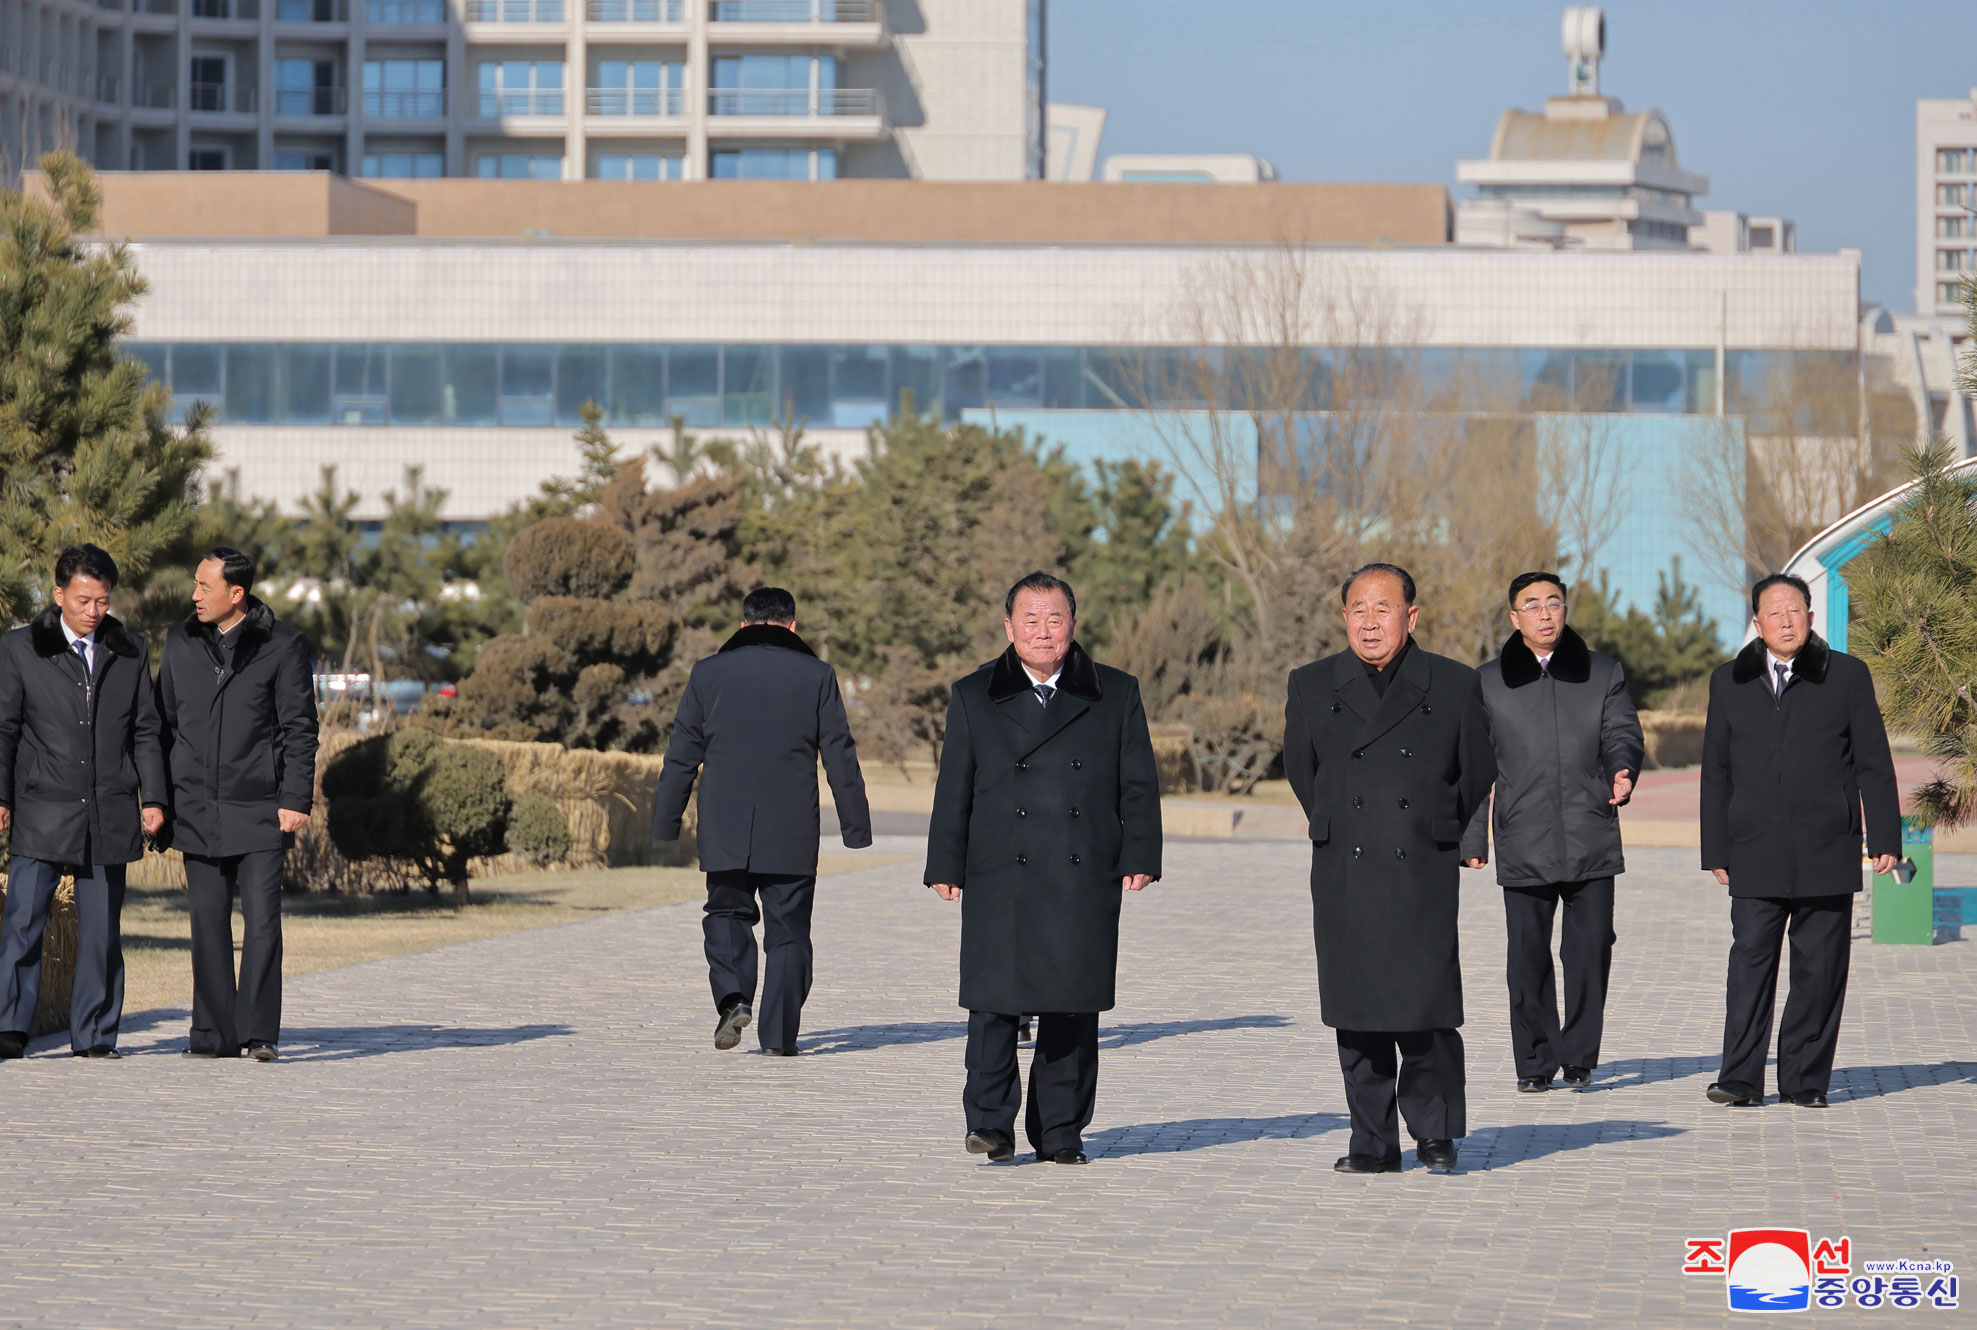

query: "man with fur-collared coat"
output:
1284 563 1495 1176
926 573 1162 1167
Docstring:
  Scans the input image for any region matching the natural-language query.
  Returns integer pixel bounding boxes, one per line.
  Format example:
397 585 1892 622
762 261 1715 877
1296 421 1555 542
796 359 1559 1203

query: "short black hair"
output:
54 544 119 591
199 545 256 595
1005 571 1077 620
1340 562 1416 606
1750 572 1812 616
741 586 798 624
1507 571 1568 606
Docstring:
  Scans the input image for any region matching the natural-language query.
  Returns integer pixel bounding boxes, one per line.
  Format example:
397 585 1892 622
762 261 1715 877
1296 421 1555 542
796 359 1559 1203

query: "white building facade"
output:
1917 89 1977 317
0 0 1044 180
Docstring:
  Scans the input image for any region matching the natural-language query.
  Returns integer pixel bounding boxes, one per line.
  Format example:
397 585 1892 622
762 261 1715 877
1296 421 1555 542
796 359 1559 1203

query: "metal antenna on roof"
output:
1562 6 1604 97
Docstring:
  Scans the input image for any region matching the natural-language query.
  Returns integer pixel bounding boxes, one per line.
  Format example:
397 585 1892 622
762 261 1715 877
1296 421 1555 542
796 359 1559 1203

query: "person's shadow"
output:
78 1017 573 1061
1086 1112 1349 1157
1572 1053 1719 1092
798 1013 1292 1056
1461 1119 1685 1170
1830 1061 1977 1101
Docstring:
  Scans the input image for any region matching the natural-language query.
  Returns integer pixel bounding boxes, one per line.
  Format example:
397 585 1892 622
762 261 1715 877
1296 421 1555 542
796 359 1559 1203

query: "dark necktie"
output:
1539 656 1549 677
73 638 90 677
1774 662 1788 697
1034 683 1055 708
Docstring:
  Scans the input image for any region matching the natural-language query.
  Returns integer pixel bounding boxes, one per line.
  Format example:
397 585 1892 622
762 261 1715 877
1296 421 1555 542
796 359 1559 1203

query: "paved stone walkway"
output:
2 840 1973 1328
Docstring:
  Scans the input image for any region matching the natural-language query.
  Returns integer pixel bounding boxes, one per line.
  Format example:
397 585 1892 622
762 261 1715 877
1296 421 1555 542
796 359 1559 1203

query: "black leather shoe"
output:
1706 1080 1762 1106
1333 1153 1402 1174
75 1047 122 1059
1562 1065 1593 1088
1786 1089 1829 1108
1517 1075 1552 1093
0 1031 26 1060
246 1041 278 1062
1042 1149 1088 1165
761 1046 797 1057
965 1129 1016 1162
1416 1139 1458 1173
713 1002 751 1051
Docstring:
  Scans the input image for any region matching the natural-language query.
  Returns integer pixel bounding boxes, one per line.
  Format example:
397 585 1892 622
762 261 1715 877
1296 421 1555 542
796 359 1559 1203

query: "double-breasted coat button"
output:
1398 798 1410 809
1071 759 1083 770
1017 808 1027 818
1351 796 1363 808
1352 846 1364 858
1070 854 1081 866
1400 747 1413 758
1016 761 1028 771
1016 854 1028 866
1353 750 1364 759
1421 704 1433 716
1331 701 1343 713
1069 807 1080 817
1394 848 1407 860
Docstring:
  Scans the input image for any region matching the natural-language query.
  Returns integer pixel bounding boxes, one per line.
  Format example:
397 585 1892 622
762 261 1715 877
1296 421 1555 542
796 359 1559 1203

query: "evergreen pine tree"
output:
0 153 210 622
1848 438 1977 827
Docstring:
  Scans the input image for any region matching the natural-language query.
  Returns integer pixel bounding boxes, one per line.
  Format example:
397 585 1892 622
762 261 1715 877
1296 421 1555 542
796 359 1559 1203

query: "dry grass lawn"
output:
119 851 910 1019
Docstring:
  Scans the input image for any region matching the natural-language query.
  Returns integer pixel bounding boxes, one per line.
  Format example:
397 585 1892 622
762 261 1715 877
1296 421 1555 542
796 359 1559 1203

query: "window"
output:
710 147 834 179
188 54 228 110
280 345 333 424
186 145 228 170
710 54 832 115
591 0 679 17
475 152 563 179
608 346 666 425
444 345 499 424
667 346 719 426
333 345 388 424
499 344 554 424
479 60 563 116
363 59 444 117
274 57 339 115
1938 182 1968 207
1938 215 1969 239
365 0 444 19
275 147 338 171
389 345 445 424
592 152 682 180
1938 147 1971 173
1747 225 1774 249
591 59 680 115
1938 249 1969 271
723 345 773 424
277 0 341 19
828 345 887 427
1940 282 1966 305
554 345 607 425
1628 350 1684 412
361 149 443 177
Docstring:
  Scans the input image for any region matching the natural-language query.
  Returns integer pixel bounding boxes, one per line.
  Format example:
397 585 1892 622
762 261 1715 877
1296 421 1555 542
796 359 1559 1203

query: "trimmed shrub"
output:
324 729 512 899
504 517 634 602
509 793 573 868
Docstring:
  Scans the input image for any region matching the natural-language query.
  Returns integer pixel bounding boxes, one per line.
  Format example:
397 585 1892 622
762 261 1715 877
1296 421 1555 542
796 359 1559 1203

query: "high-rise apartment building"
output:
0 0 1045 180
1917 89 1977 316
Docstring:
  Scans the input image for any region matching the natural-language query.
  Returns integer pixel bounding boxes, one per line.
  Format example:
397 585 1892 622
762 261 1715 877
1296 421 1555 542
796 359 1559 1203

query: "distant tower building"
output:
1916 90 1977 316
1455 6 1708 250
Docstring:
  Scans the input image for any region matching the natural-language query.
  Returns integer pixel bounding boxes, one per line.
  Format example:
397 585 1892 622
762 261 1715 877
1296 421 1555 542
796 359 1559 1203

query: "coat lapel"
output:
1020 693 1092 758
1354 643 1429 750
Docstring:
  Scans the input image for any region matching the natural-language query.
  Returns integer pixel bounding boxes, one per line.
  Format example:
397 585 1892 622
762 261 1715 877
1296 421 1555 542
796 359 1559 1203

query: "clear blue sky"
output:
1048 0 1977 312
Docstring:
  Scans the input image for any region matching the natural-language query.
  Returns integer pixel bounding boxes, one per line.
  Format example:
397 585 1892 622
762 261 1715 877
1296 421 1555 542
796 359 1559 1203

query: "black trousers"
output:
1334 1027 1466 1160
1720 894 1853 1098
1503 877 1615 1078
703 870 816 1051
964 1010 1099 1156
186 850 285 1054
0 855 126 1052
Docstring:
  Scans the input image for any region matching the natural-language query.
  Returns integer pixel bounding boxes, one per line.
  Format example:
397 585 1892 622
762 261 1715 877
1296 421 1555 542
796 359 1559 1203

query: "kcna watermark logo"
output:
1682 1230 1958 1312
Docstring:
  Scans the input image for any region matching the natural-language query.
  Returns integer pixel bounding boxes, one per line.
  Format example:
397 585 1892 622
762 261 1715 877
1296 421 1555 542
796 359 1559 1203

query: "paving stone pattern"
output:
2 840 1973 1328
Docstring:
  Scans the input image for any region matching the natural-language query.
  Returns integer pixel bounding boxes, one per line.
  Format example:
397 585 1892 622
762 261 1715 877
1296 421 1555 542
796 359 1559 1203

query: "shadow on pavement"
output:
1573 1053 1719 1091
800 1013 1293 1056
1462 1118 1685 1170
1100 1014 1292 1049
1831 1060 1977 1101
1087 1112 1349 1157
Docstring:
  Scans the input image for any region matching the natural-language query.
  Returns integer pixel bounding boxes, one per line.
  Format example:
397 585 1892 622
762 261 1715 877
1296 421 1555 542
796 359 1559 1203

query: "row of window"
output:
120 342 1848 432
1939 249 1972 272
1939 282 1968 306
1937 148 1977 174
254 0 871 20
268 147 802 179
1936 183 1975 207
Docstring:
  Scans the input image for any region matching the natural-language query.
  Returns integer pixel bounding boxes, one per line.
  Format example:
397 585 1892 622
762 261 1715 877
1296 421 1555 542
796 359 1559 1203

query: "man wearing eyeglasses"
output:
1460 572 1643 1094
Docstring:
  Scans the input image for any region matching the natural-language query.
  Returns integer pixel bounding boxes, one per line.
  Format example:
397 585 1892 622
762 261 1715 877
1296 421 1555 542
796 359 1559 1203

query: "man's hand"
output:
1610 772 1635 806
929 882 961 901
1871 853 1898 877
0 805 9 832
142 807 166 836
1462 857 1487 870
277 808 310 834
1711 868 1730 886
1122 874 1153 892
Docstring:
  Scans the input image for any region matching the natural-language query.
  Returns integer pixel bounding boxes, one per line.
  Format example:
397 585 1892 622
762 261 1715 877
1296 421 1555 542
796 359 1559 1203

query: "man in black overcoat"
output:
651 587 872 1056
1461 571 1644 1093
1284 563 1495 1175
1701 573 1900 1109
0 546 168 1059
156 546 319 1062
926 572 1162 1166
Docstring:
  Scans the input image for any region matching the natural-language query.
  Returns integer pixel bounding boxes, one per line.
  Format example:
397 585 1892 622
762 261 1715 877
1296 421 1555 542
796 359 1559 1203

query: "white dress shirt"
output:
1022 661 1064 703
1768 651 1795 694
61 618 96 677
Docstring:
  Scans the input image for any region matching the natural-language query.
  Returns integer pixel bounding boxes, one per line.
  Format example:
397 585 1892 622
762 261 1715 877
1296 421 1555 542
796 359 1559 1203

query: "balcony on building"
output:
707 0 884 46
584 0 685 30
585 59 684 128
363 57 446 121
128 0 180 27
364 0 447 23
188 0 261 27
463 0 570 31
707 53 883 138
274 0 350 25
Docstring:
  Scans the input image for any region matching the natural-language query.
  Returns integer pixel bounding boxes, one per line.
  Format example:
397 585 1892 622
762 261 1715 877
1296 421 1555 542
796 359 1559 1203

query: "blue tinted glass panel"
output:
123 342 166 387
828 345 887 427
780 345 830 424
891 346 939 418
333 345 388 424
1041 348 1083 408
389 345 445 424
446 345 499 425
669 346 719 426
944 347 987 412
500 344 554 425
1573 352 1626 412
223 346 278 424
610 346 667 425
281 344 333 424
555 345 608 425
723 345 774 425
986 347 1043 407
1629 349 1683 412
1684 350 1717 413
174 343 223 398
